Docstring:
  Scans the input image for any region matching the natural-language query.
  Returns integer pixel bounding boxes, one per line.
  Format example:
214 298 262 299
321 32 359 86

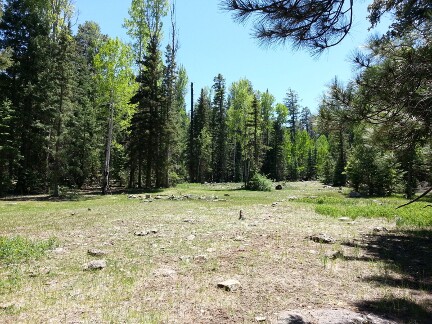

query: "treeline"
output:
0 0 430 198
188 79 330 185
0 0 190 196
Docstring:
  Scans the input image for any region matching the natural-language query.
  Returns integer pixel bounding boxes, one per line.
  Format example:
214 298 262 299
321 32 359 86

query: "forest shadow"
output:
0 186 168 202
343 229 432 322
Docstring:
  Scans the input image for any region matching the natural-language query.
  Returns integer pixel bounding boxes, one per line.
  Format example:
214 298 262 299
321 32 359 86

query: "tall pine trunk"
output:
102 101 114 195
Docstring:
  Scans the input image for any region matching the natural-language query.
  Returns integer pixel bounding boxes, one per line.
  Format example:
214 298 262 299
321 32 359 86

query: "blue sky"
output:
73 0 387 113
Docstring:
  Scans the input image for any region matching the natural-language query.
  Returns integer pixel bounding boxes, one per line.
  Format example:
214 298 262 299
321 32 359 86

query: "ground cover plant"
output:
0 181 431 323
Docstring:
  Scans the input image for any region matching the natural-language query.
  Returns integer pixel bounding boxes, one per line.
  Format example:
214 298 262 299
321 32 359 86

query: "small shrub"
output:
0 236 58 264
246 173 272 192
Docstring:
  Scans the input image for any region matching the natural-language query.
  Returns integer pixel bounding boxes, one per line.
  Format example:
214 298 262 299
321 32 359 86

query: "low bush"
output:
246 173 273 192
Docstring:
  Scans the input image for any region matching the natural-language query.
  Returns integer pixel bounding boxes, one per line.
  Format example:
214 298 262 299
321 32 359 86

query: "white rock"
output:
217 279 241 292
84 260 106 270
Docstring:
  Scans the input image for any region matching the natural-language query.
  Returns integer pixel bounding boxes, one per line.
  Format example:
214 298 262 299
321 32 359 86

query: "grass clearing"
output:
0 181 430 323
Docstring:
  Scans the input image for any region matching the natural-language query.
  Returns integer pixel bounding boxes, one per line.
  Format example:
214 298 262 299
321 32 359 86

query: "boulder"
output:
276 309 397 324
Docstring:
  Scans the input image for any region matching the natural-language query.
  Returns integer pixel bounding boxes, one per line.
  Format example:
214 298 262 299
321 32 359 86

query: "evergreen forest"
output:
0 0 431 199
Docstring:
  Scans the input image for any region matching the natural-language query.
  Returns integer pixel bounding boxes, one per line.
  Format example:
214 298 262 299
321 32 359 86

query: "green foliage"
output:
246 173 272 191
0 236 58 264
346 143 402 196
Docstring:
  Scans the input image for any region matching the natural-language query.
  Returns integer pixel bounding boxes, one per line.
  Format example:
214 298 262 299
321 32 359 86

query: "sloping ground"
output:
0 182 430 323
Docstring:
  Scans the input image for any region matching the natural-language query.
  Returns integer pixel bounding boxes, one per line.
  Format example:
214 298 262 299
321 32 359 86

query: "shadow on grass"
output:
356 297 431 323
0 186 168 202
343 229 432 322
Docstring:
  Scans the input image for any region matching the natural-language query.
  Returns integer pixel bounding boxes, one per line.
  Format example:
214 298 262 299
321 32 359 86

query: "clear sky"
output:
73 0 387 113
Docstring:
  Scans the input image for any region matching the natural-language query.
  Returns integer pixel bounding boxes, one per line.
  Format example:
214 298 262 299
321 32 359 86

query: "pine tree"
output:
129 35 164 188
285 89 300 180
1 0 53 193
211 74 228 182
65 22 105 188
191 88 212 183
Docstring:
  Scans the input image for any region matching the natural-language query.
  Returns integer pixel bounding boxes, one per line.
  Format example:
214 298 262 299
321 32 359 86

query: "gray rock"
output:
217 279 241 292
349 191 362 198
53 247 66 254
275 184 283 190
373 227 388 233
0 302 15 310
256 316 267 322
84 260 106 270
276 311 307 323
276 309 396 324
179 255 191 262
134 229 158 236
154 268 177 278
309 233 336 244
193 255 208 263
338 217 351 222
239 210 245 220
187 234 196 241
87 249 107 257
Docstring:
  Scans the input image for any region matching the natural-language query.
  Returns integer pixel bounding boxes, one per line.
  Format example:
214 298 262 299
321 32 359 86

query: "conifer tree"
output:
65 22 105 188
211 74 228 182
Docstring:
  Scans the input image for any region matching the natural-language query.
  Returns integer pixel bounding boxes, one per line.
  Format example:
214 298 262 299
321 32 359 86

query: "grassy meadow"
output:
0 182 431 323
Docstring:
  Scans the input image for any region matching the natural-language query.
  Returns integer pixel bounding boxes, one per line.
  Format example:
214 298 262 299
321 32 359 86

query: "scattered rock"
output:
154 268 177 278
145 194 151 199
187 234 196 241
276 308 396 324
84 260 106 271
373 227 389 233
255 316 267 322
327 250 344 260
183 219 196 224
239 210 245 220
87 249 107 257
224 193 230 197
275 184 283 190
206 248 216 253
272 202 278 207
276 311 306 323
233 236 245 242
179 255 191 262
0 302 15 310
349 191 362 198
193 255 208 263
338 217 352 222
53 247 66 254
134 229 158 236
309 233 336 244
217 279 241 292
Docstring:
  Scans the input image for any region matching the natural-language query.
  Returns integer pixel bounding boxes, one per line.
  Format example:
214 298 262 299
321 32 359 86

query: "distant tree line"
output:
0 0 430 198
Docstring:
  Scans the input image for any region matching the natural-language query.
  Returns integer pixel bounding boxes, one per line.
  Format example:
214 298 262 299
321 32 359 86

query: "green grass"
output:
294 195 432 227
0 236 58 264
